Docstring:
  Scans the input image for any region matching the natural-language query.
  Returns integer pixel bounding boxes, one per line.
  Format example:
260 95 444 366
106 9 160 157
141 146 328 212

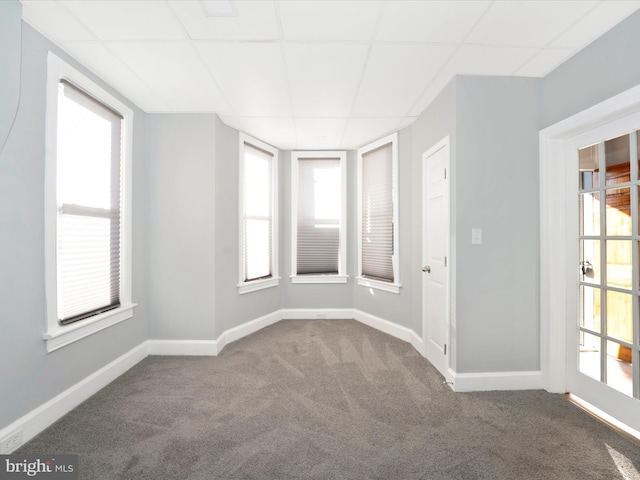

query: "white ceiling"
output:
21 0 640 150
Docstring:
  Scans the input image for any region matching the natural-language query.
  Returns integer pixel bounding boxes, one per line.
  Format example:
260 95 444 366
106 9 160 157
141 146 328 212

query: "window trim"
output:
238 133 280 294
356 132 400 294
43 52 135 352
290 150 348 284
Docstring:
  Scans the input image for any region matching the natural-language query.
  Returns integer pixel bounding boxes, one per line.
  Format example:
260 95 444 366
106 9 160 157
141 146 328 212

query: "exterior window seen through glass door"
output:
578 131 639 399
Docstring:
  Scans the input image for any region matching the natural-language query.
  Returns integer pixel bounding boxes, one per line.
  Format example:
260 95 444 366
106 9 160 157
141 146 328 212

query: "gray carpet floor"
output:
17 319 640 479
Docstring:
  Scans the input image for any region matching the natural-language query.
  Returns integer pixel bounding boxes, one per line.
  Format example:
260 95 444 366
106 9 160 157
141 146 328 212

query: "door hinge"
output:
444 168 447 179
444 256 447 267
444 344 447 355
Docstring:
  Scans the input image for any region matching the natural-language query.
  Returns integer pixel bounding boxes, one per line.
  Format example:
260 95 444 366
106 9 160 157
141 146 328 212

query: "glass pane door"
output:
578 132 638 399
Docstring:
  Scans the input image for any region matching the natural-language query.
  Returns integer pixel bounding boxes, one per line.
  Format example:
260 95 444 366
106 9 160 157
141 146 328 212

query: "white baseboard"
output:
281 308 354 320
280 308 424 354
147 310 284 356
216 309 283 353
148 339 219 356
126 309 422 361
449 369 544 392
0 342 149 454
219 311 534 395
352 309 424 355
3 309 542 454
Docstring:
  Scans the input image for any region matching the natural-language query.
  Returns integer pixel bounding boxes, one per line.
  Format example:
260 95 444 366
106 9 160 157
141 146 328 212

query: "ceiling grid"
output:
20 0 640 149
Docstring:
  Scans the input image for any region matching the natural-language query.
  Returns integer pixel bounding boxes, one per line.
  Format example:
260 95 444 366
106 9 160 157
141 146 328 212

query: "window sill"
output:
291 275 348 284
357 277 401 294
238 277 280 294
43 303 137 353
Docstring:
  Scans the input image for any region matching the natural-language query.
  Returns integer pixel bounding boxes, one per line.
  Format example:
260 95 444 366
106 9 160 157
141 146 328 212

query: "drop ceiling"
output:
20 0 640 150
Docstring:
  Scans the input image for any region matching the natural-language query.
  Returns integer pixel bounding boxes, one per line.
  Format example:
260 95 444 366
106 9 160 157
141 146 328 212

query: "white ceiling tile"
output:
550 1 640 48
376 1 490 43
196 42 292 117
408 44 539 116
294 118 348 149
398 117 418 131
219 116 244 133
60 0 187 41
445 45 540 77
343 118 403 150
108 42 228 113
59 41 170 112
407 72 455 117
241 118 297 151
466 1 598 47
513 48 575 77
168 0 278 41
286 44 368 117
279 0 381 41
351 44 455 117
21 0 95 42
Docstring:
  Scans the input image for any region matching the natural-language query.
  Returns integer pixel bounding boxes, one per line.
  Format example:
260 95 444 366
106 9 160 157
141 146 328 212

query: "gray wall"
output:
139 5 640 376
454 76 540 373
0 20 149 429
408 79 457 364
147 114 217 340
6 1 640 435
541 10 640 128
352 128 414 330
214 118 282 334
146 115 286 339
403 75 541 375
0 1 21 147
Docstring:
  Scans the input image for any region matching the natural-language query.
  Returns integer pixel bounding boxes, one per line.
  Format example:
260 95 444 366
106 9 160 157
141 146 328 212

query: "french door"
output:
568 128 640 426
540 85 640 434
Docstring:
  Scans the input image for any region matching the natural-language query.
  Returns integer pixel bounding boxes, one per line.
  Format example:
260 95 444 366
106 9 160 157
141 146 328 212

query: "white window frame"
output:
291 151 348 284
357 132 400 294
43 52 135 353
238 133 279 294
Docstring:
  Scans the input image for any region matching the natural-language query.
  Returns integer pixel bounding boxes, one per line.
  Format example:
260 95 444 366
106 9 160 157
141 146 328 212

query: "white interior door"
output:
422 138 450 378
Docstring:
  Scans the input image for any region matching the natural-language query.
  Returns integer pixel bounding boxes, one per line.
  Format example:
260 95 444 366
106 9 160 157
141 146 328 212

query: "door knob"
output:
580 260 593 275
422 265 431 273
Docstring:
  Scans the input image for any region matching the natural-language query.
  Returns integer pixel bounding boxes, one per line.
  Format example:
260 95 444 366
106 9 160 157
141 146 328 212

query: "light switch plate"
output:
472 228 482 245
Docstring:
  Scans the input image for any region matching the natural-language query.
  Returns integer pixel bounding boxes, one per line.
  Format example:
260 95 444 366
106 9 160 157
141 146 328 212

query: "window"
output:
44 53 135 352
238 134 279 293
291 151 347 283
357 132 400 293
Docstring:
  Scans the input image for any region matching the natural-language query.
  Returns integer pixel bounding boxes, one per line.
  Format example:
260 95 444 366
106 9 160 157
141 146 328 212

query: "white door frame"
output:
540 83 640 432
422 136 452 382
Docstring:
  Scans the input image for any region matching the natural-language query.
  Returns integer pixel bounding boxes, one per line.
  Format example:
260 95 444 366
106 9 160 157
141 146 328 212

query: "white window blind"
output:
361 142 394 282
242 142 273 282
56 80 123 324
296 157 341 275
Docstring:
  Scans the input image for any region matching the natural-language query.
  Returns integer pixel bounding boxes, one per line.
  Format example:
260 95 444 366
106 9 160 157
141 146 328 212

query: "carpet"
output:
17 319 640 479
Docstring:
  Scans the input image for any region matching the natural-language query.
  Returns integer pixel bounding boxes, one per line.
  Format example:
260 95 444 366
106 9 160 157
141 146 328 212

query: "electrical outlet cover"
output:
1 430 23 454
